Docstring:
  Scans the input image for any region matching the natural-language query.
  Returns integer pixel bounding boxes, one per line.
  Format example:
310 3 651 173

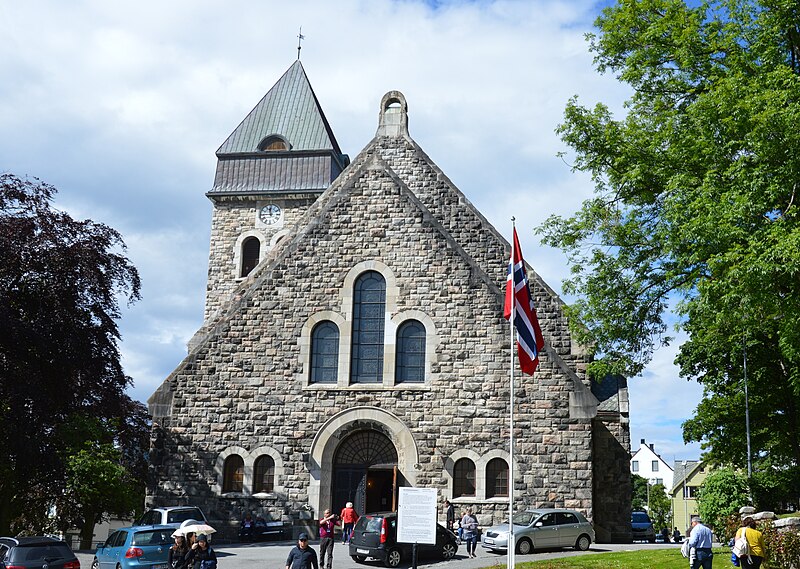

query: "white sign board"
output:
397 487 438 545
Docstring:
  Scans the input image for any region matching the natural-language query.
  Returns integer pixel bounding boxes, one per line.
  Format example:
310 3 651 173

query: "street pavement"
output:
75 539 684 569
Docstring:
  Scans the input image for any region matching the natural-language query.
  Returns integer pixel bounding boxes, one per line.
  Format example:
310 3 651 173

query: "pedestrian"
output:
169 534 189 569
735 516 766 569
687 518 713 569
673 527 682 543
185 534 217 569
458 508 467 541
444 500 455 532
340 502 358 544
460 508 479 558
285 533 319 569
319 509 339 569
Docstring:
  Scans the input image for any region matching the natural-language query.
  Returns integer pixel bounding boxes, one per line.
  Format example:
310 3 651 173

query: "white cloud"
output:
1 0 697 458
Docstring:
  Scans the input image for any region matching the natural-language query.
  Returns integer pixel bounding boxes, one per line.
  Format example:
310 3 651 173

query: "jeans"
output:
692 548 713 569
319 537 334 569
342 523 354 544
463 536 477 555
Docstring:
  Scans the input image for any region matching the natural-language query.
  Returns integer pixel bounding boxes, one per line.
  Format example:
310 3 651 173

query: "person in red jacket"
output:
339 502 359 544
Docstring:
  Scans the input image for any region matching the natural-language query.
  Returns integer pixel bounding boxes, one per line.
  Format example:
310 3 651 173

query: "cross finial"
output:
297 27 304 60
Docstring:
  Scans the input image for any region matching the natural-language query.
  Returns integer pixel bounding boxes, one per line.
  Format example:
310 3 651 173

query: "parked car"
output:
631 510 656 543
481 508 594 554
136 507 207 529
349 512 458 568
238 516 291 542
0 536 80 569
92 525 173 569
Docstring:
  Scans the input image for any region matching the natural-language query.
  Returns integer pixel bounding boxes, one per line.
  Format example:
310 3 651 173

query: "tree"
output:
538 0 800 492
0 173 145 535
648 483 672 532
697 468 750 539
631 474 649 511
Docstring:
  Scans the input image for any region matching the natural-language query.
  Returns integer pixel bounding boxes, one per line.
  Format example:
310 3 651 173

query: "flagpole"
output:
508 218 516 569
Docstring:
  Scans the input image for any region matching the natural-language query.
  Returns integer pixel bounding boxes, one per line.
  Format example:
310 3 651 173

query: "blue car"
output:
92 526 174 569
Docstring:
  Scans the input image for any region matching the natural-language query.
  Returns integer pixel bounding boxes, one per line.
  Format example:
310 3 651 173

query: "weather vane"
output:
297 26 304 60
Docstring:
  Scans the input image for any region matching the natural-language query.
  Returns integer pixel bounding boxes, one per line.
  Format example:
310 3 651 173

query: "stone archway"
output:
307 407 419 517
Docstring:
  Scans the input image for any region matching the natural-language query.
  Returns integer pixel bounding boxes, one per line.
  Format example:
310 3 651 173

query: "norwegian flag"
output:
504 228 545 375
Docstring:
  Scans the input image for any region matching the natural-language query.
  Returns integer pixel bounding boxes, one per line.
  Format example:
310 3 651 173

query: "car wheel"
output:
351 555 366 563
441 541 457 560
575 534 591 551
516 538 533 555
91 559 99 569
649 537 656 544
384 548 402 568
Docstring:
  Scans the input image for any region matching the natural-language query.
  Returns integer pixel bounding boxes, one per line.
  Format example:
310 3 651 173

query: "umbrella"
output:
180 523 217 536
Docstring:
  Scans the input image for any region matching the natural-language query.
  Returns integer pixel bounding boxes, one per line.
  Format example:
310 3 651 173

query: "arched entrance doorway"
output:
332 429 398 515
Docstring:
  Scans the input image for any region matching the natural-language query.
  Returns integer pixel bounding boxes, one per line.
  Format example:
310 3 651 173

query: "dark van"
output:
349 512 458 567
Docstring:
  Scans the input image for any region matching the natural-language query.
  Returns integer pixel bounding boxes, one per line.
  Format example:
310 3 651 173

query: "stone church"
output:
147 60 632 543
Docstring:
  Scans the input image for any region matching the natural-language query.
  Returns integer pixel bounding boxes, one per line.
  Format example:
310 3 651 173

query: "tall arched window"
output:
240 237 260 277
222 455 244 493
311 321 339 383
396 320 425 383
486 458 509 498
453 458 476 498
350 271 385 383
253 455 275 494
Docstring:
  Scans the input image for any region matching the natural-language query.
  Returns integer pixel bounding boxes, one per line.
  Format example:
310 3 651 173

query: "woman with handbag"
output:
734 517 766 569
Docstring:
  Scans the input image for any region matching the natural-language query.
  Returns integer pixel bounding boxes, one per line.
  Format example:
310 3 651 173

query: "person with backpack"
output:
734 516 766 569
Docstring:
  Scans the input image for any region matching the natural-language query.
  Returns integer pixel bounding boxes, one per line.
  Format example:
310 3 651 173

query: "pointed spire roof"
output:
216 60 343 155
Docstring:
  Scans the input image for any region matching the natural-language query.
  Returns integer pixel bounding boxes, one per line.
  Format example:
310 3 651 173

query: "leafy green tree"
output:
697 468 750 539
648 483 672 533
538 0 800 497
0 174 145 535
632 474 649 511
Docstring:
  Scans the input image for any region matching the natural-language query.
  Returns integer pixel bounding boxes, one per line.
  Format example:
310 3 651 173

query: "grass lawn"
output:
504 547 729 568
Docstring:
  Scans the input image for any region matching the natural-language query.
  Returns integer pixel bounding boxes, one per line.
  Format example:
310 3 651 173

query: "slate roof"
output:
209 61 348 197
216 60 343 155
592 374 629 415
671 460 700 494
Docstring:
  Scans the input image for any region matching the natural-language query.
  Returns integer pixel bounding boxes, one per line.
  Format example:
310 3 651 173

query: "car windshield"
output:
512 511 541 526
167 509 203 524
12 544 72 562
632 512 651 523
132 530 173 546
358 516 385 533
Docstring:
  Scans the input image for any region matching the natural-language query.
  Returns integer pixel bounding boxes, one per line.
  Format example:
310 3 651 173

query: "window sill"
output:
304 384 431 391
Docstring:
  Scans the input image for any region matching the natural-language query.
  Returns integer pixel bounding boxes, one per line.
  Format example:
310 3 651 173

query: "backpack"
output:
732 528 750 558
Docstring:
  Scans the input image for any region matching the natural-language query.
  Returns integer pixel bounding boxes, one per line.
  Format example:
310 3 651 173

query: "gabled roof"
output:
216 60 343 155
670 460 701 494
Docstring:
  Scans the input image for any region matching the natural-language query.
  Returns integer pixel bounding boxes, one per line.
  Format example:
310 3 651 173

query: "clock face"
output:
259 204 281 225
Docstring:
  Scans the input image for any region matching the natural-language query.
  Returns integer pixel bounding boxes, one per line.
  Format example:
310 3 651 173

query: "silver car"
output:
481 508 594 554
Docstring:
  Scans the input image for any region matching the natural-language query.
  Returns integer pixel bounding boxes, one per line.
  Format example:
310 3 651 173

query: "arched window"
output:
350 271 385 383
311 321 339 383
453 458 476 498
222 455 244 493
253 455 275 494
486 458 509 498
395 320 425 383
240 237 260 277
258 135 289 151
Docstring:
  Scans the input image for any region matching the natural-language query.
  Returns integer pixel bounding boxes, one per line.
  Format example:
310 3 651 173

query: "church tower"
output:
203 61 349 321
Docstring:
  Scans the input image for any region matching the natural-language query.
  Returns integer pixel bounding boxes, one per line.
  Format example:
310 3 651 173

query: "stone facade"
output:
147 72 631 543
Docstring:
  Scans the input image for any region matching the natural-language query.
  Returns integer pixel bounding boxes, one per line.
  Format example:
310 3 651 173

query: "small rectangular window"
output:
632 460 639 472
652 460 659 471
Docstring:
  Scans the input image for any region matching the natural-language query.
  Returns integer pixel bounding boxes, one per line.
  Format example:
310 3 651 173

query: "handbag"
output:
732 528 750 558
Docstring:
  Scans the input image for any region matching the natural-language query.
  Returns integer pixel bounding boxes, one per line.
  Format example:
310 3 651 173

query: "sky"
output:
0 0 703 466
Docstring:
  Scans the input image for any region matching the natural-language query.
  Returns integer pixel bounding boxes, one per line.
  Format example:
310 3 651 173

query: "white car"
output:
136 506 207 529
481 508 594 554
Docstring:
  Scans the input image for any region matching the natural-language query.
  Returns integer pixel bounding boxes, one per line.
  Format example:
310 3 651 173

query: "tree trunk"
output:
79 511 98 551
